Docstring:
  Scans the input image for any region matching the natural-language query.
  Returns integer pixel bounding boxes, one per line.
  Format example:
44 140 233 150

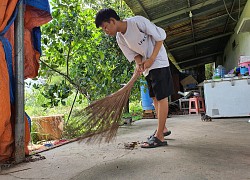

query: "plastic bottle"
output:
214 65 226 78
219 65 226 78
213 68 220 79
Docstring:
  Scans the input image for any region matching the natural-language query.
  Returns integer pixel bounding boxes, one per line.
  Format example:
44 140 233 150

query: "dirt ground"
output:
1 115 250 180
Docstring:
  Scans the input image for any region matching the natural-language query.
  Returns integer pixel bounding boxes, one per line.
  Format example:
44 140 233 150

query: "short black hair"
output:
95 8 120 28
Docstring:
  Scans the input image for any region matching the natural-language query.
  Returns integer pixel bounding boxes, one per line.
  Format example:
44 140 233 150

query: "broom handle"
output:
109 71 141 96
124 71 141 87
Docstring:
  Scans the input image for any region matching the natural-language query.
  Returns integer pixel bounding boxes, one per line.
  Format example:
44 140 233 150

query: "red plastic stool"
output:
189 97 199 114
189 97 206 114
197 97 206 113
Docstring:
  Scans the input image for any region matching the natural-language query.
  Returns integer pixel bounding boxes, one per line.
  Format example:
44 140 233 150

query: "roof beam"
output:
152 0 220 24
178 52 223 64
163 3 232 28
181 59 215 70
167 13 231 37
167 23 231 44
136 0 150 19
163 41 182 71
169 32 233 52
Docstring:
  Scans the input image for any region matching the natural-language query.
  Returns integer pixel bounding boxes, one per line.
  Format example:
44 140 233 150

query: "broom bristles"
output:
77 71 140 143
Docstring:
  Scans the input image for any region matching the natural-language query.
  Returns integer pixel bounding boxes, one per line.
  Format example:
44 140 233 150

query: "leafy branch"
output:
40 59 88 98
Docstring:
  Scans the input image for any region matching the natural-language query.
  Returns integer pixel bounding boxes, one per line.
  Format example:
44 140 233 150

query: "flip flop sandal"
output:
147 130 171 140
141 136 168 148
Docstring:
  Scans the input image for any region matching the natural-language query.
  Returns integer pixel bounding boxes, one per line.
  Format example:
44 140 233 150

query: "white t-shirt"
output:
116 16 169 76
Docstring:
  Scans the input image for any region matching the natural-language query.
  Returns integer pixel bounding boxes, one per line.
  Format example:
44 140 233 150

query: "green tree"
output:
39 0 140 107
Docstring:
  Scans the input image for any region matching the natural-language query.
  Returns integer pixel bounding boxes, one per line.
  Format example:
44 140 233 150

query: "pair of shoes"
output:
148 130 171 139
141 136 168 148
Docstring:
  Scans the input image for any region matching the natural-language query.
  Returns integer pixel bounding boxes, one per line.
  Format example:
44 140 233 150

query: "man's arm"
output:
134 54 143 73
143 40 163 69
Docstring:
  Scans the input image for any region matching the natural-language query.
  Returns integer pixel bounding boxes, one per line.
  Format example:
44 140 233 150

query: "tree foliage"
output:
39 0 141 107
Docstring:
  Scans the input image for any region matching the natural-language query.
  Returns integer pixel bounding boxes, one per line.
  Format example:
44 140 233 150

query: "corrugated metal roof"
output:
124 0 248 70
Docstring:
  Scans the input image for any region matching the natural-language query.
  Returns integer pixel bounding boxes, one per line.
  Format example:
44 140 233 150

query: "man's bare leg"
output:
153 97 169 141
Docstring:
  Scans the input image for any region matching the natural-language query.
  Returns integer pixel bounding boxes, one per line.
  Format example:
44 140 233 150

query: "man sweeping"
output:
95 8 174 148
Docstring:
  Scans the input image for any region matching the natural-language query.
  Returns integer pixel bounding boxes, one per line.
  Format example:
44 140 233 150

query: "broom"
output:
77 70 141 143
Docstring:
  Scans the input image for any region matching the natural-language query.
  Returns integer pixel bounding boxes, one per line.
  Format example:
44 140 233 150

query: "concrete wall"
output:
223 0 250 72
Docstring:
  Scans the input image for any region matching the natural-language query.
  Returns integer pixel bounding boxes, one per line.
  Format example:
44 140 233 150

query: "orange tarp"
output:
0 0 19 163
24 5 52 79
0 1 52 162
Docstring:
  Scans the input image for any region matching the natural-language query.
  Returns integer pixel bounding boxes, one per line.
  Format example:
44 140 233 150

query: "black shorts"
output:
145 66 174 101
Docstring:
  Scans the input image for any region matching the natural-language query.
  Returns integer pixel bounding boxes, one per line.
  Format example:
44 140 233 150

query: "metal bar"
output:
178 52 223 64
152 0 220 24
14 0 25 164
169 32 233 52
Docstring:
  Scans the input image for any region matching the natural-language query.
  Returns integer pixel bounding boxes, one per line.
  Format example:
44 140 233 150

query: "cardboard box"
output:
180 75 198 88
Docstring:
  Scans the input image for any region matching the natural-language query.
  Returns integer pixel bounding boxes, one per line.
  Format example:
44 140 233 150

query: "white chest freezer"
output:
203 76 250 118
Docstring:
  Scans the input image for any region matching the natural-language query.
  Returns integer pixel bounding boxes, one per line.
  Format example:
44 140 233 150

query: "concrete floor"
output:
0 115 250 180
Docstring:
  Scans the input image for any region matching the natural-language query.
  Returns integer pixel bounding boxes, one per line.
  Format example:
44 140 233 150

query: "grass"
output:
26 89 143 143
123 100 143 121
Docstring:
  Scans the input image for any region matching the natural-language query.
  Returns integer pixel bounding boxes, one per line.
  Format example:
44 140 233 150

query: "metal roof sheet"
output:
124 0 248 70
